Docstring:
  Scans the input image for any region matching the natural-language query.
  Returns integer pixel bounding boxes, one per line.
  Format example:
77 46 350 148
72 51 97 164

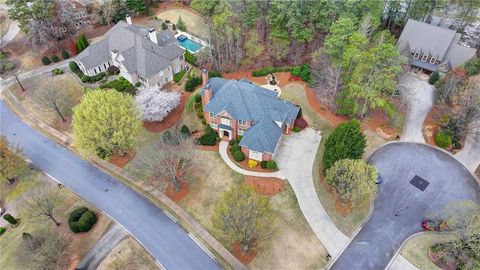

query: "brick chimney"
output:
201 69 212 106
126 14 132 25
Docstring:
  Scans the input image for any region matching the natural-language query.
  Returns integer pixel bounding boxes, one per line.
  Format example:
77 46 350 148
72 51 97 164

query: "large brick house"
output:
200 71 299 161
75 15 186 87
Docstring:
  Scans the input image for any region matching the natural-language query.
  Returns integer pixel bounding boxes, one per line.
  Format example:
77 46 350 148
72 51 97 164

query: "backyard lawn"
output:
0 171 112 270
156 8 208 38
401 233 456 270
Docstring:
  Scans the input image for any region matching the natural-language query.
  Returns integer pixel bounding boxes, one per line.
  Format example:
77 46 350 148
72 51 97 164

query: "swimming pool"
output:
177 35 203 53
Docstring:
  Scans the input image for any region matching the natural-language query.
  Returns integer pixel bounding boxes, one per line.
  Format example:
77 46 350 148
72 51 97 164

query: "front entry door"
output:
223 131 229 137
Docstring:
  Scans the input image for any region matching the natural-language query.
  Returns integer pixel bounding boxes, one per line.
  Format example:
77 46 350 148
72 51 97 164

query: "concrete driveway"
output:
330 142 480 270
273 128 349 256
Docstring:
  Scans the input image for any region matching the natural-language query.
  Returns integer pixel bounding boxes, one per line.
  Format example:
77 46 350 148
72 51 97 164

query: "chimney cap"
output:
148 28 155 33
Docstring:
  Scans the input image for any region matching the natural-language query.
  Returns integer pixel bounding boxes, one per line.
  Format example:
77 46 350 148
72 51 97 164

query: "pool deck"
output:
174 31 208 53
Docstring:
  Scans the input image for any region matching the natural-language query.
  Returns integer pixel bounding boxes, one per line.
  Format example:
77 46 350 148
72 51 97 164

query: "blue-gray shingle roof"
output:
201 78 299 153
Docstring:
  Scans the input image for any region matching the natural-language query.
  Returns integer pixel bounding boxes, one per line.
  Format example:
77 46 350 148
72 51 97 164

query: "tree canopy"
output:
323 120 366 172
0 136 27 183
73 90 142 159
213 184 274 252
325 159 378 209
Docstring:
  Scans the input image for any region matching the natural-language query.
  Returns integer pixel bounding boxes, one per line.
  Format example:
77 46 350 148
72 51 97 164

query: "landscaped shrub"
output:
161 22 168 30
100 77 134 93
51 54 60 63
199 126 218 145
429 71 440 85
0 227 5 235
435 130 452 149
174 69 186 83
3 214 18 225
177 16 187 31
68 207 97 233
291 64 312 83
251 66 294 77
260 160 268 169
201 119 207 125
42 56 51 65
230 143 241 154
194 93 201 103
3 62 16 72
266 160 277 170
76 33 89 53
184 51 197 66
229 140 236 145
61 51 70 59
294 117 308 130
463 57 480 76
233 151 245 162
106 66 120 75
208 70 222 78
69 61 80 72
181 125 190 137
81 72 106 84
52 68 64 76
293 126 301 132
134 82 141 87
185 76 202 92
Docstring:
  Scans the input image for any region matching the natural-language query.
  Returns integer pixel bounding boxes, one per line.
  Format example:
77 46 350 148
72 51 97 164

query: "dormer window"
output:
430 57 436 64
422 54 428 61
209 112 215 118
221 117 230 126
413 52 420 59
238 119 246 125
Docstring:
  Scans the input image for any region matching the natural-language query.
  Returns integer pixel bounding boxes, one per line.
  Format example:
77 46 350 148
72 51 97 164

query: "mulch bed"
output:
165 181 189 202
429 249 456 270
143 92 188 133
109 151 135 168
231 242 256 264
226 146 278 173
53 116 72 131
195 144 219 152
245 176 285 196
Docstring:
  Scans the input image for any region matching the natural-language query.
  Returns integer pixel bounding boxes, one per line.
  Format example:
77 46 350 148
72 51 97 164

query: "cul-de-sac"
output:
0 1 479 270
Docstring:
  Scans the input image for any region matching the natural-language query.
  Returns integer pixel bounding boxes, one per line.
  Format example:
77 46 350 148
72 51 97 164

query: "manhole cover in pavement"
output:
410 175 429 191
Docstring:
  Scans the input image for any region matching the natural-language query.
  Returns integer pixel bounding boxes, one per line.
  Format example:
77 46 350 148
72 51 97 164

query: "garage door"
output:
249 150 263 161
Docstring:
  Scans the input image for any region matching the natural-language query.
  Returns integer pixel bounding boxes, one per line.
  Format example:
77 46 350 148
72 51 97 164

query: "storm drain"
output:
410 175 429 191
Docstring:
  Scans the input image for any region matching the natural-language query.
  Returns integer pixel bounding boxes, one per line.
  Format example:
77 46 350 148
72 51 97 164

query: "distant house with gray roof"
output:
75 15 186 87
200 72 299 161
398 19 476 73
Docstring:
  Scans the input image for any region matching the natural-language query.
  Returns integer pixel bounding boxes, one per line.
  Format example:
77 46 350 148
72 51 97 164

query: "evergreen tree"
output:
177 16 186 31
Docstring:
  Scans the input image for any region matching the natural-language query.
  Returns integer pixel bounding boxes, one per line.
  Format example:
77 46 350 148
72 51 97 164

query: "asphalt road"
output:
0 101 221 270
330 142 480 270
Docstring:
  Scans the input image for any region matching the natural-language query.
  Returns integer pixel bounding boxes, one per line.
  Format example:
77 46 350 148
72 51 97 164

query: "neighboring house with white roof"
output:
200 71 299 161
75 15 186 87
398 19 477 73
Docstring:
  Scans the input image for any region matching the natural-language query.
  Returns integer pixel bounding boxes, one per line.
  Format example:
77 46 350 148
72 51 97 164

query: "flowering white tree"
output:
135 85 181 122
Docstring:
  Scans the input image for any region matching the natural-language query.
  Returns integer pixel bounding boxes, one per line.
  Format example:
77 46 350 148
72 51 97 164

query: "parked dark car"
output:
375 175 383 184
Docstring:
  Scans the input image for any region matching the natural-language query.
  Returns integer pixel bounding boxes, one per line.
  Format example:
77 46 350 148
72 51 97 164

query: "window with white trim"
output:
210 121 217 129
238 119 246 125
238 129 245 135
209 112 215 118
422 54 428 61
413 52 420 59
221 117 230 125
430 57 436 64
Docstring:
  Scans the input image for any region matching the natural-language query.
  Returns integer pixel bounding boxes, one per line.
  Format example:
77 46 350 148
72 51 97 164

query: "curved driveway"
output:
330 142 480 270
0 102 220 270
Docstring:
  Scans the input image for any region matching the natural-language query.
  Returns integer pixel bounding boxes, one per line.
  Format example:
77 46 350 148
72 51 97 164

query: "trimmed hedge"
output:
0 227 5 235
194 93 201 103
266 160 277 170
233 151 245 161
435 130 452 149
181 125 190 137
199 126 218 145
260 160 268 169
52 68 64 76
174 69 186 83
291 64 312 83
208 70 222 78
81 72 106 84
61 51 70 59
99 77 134 93
42 56 51 65
69 61 80 72
230 143 241 154
185 77 202 92
184 51 197 66
429 71 440 85
463 57 480 76
68 207 97 233
251 66 294 77
3 214 18 225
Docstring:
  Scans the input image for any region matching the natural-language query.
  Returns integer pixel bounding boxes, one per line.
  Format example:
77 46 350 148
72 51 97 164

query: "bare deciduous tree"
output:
17 229 69 270
448 76 480 138
21 185 61 226
32 82 73 123
311 49 341 112
145 131 197 193
436 67 468 104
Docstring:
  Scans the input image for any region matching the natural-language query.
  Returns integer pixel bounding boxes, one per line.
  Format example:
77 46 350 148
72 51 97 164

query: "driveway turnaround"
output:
330 142 480 270
0 102 221 270
273 128 349 256
456 131 480 172
398 74 434 143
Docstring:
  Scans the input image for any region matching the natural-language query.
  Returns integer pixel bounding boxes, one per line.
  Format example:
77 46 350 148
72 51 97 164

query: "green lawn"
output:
282 83 370 236
0 172 112 270
401 233 456 270
155 8 208 38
